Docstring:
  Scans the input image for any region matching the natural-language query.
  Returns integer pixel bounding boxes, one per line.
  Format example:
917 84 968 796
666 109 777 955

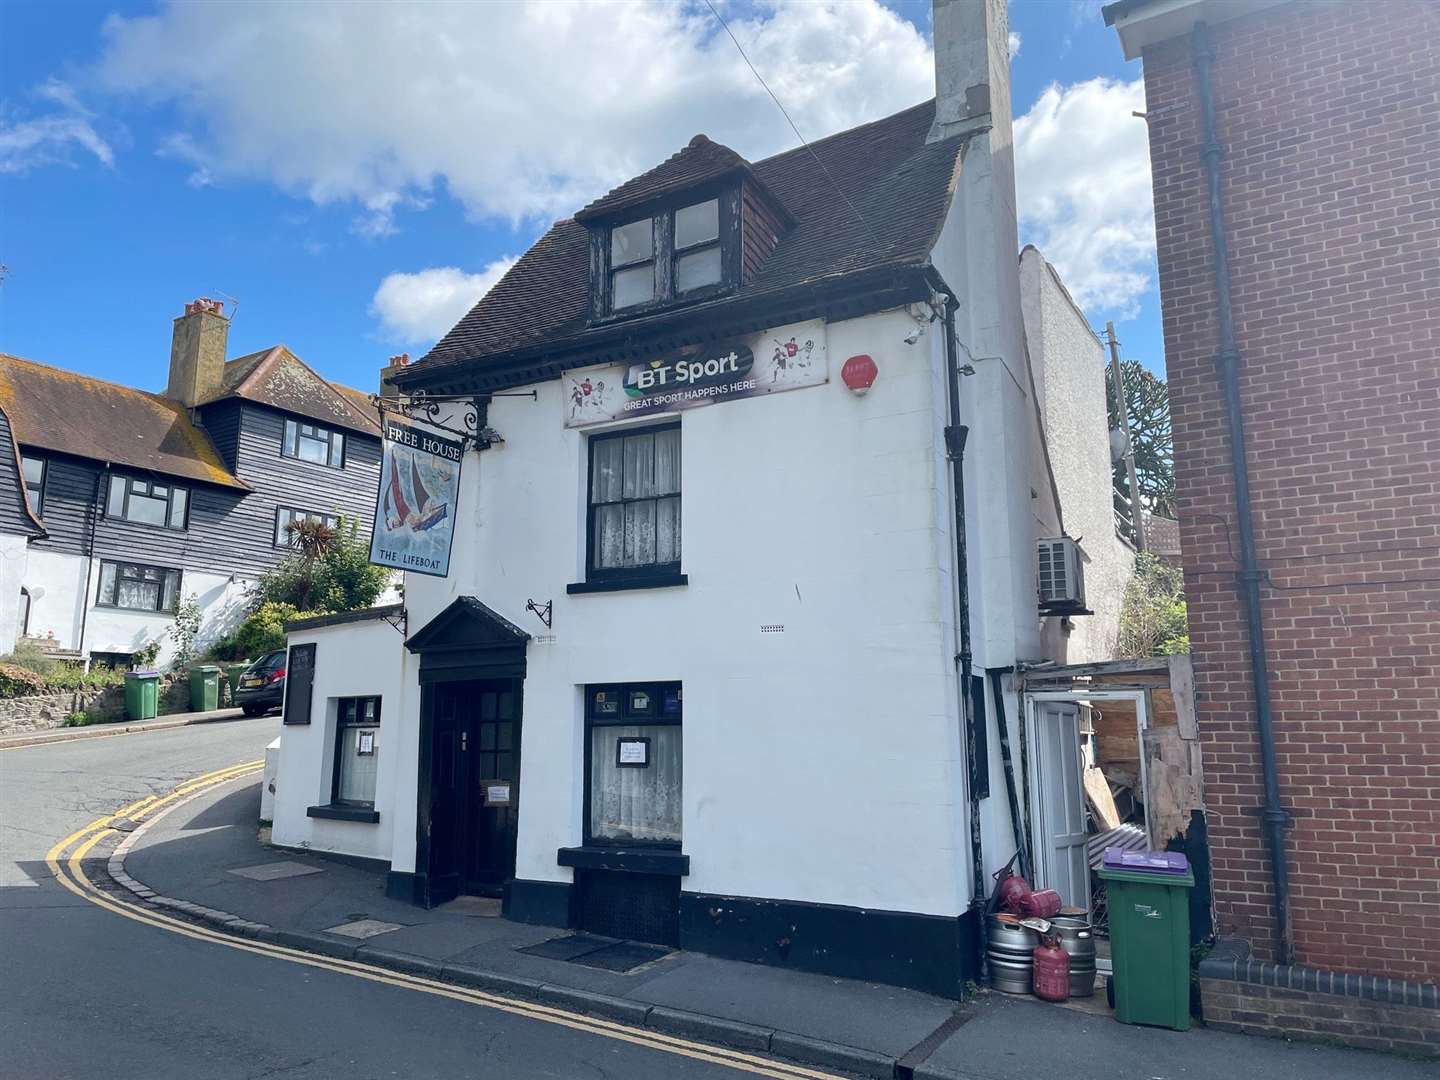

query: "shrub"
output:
42 664 126 691
132 640 162 670
63 711 107 727
0 663 47 698
167 595 204 672
3 638 55 677
232 602 321 658
254 515 390 615
1117 553 1190 658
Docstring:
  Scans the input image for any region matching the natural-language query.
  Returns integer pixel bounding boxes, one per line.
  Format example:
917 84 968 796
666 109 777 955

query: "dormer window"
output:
596 194 732 319
672 199 721 292
610 218 655 309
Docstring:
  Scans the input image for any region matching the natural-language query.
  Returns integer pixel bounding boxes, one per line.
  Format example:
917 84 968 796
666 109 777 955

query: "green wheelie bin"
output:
189 665 221 711
1097 851 1194 1031
124 670 160 720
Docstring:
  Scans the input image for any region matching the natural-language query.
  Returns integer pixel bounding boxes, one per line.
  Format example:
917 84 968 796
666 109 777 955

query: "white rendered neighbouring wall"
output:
16 548 252 666
1021 247 1136 664
396 306 973 920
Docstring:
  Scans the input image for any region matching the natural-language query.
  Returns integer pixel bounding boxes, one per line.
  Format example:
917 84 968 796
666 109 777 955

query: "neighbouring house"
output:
0 299 383 668
270 0 1146 998
1106 0 1440 1052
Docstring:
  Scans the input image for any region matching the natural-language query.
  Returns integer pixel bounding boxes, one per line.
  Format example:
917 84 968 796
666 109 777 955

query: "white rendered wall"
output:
399 307 972 919
0 534 30 652
271 617 409 863
18 549 87 650
16 549 253 666
1021 248 1136 664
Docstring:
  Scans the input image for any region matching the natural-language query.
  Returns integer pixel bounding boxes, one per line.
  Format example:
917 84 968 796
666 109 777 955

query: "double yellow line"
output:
46 763 843 1080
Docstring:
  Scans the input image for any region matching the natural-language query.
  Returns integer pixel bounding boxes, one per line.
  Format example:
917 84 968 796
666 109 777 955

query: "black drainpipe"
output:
1193 23 1293 964
938 286 987 983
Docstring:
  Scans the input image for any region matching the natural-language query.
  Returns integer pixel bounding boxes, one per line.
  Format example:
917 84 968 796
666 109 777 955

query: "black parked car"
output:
235 649 287 717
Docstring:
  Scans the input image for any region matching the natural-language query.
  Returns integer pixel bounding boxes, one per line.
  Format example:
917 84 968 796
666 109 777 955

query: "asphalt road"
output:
0 720 780 1079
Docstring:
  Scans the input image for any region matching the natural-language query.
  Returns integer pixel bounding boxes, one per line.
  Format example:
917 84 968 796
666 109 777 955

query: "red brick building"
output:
1107 0 1439 997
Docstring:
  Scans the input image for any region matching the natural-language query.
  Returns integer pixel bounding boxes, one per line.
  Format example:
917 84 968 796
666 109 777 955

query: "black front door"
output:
427 679 521 901
464 683 520 893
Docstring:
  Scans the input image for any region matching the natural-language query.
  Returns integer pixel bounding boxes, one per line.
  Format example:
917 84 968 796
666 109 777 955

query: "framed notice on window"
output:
615 737 650 768
483 781 513 806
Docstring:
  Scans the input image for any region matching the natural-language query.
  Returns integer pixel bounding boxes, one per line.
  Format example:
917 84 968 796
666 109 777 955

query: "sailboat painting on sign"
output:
370 419 464 577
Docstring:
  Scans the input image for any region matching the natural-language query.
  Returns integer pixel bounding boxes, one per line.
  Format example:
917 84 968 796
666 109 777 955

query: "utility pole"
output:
1106 321 1147 552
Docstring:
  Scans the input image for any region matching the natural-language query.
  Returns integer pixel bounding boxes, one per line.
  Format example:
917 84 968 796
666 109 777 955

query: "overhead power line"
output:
701 0 879 247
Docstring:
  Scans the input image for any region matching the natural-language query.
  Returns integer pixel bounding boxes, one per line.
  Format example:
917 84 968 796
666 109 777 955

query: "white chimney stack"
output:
928 0 1013 146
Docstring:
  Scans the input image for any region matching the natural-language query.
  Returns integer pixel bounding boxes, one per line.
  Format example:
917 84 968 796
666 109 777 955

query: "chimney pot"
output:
389 353 411 367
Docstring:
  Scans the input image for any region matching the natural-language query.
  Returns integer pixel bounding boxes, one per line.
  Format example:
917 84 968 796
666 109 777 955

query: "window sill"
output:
557 846 689 876
567 573 688 595
307 804 380 824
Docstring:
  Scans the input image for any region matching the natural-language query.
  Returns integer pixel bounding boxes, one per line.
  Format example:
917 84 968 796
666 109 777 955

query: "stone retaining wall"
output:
0 678 192 736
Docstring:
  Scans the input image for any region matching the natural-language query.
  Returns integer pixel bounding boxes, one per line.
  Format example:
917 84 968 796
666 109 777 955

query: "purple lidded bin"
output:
1102 848 1190 875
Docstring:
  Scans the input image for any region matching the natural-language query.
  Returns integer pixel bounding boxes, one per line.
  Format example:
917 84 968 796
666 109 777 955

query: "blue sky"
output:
0 1 1160 396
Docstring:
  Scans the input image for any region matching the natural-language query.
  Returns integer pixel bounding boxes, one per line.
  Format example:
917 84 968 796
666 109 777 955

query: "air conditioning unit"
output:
1037 537 1089 614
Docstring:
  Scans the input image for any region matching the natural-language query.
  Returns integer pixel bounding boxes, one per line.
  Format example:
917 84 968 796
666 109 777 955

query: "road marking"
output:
48 766 846 1080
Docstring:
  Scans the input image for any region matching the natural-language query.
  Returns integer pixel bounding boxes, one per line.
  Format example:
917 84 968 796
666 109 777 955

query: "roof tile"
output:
416 99 966 375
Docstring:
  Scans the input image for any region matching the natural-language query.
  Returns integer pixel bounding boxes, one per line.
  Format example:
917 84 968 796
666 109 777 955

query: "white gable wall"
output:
398 306 972 917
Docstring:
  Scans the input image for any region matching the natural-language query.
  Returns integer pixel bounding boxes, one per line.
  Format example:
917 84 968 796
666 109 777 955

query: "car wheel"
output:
241 704 266 717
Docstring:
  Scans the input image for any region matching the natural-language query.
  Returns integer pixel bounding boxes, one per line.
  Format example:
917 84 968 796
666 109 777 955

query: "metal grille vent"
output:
1037 537 1086 609
759 624 785 634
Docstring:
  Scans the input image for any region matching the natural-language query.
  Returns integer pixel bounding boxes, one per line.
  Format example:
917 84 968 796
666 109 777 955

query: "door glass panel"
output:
480 693 496 721
479 724 496 751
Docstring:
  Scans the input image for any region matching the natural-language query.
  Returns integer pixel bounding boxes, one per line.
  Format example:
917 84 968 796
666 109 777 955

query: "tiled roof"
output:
0 354 247 489
414 99 966 376
575 134 755 222
209 347 381 435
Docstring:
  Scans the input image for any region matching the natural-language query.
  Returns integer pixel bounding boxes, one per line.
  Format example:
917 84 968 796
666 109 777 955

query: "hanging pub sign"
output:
369 419 463 577
563 318 827 428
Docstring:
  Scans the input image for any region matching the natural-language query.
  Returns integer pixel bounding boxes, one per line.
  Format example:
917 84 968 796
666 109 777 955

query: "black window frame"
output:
583 422 682 588
274 506 341 548
282 417 346 469
583 681 682 849
96 559 183 614
592 185 736 321
105 473 189 531
330 695 381 809
20 455 45 516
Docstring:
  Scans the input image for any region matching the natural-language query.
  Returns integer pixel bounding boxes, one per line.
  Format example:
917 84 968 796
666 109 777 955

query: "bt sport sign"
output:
563 318 827 428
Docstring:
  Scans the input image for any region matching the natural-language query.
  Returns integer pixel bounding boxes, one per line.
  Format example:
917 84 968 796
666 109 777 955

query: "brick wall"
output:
1200 977 1438 1059
1140 2 1440 981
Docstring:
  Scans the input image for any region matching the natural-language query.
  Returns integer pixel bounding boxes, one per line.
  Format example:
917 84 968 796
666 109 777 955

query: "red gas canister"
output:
1022 888 1063 919
1032 938 1071 1002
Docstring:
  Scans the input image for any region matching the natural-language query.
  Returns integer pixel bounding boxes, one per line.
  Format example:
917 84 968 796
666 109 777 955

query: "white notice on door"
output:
617 739 648 765
485 784 511 805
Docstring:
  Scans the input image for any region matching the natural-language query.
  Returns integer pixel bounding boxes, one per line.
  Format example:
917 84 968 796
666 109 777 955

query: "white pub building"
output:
271 0 1129 997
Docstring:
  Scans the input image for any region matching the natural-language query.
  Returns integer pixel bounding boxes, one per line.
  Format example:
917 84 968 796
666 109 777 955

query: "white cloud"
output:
370 260 519 345
0 79 114 175
1014 77 1154 316
1008 32 1022 59
92 0 933 229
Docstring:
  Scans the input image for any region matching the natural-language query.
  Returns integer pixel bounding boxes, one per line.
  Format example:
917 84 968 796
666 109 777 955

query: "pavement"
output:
106 765 1431 1080
0 704 251 750
2 718 792 1079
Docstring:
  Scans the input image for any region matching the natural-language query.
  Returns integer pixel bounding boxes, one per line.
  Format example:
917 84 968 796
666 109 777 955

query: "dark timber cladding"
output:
0 403 43 537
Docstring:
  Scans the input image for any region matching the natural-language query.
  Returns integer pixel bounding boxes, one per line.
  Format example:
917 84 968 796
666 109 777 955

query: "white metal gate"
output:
1030 700 1089 909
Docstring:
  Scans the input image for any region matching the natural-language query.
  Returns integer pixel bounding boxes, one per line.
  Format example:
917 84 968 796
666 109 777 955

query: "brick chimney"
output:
379 352 410 399
167 298 229 407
